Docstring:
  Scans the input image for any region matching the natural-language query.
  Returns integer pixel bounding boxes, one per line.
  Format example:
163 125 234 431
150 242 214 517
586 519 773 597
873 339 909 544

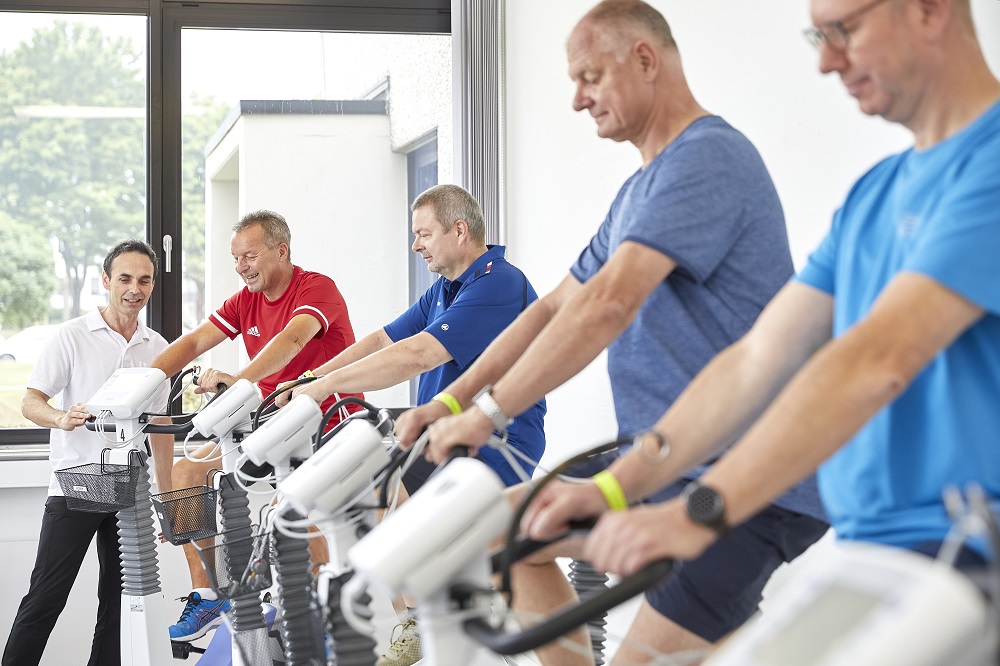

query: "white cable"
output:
340 574 376 636
229 452 278 497
183 431 222 463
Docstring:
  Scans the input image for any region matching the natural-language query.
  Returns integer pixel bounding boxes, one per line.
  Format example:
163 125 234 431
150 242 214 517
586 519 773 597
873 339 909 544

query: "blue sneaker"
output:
169 592 231 642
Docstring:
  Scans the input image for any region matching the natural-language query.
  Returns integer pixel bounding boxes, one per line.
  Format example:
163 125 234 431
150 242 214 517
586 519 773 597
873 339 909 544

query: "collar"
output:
447 245 506 288
86 307 152 343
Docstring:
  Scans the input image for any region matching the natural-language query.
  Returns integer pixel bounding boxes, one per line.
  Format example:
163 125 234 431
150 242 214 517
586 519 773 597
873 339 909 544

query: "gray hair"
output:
584 0 677 55
234 210 292 259
103 238 158 281
411 184 486 245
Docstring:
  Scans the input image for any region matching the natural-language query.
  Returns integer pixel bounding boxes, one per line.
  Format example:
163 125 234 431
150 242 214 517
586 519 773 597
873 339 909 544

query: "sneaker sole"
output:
169 614 225 643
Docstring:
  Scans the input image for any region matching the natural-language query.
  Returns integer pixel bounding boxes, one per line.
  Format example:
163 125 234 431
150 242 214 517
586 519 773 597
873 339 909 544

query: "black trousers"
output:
2 496 123 666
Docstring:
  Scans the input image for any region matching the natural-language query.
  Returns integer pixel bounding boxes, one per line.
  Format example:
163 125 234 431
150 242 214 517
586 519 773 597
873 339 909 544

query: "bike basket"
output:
151 485 219 545
194 527 272 598
55 449 143 513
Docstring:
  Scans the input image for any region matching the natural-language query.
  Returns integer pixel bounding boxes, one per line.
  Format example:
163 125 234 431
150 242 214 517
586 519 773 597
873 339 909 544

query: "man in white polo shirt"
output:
3 239 173 666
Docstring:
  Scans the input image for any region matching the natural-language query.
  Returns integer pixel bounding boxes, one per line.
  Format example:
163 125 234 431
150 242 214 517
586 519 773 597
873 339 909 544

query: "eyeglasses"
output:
803 0 894 52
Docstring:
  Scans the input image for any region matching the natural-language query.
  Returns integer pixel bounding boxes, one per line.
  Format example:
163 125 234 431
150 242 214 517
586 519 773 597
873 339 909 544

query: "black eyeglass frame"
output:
803 0 894 51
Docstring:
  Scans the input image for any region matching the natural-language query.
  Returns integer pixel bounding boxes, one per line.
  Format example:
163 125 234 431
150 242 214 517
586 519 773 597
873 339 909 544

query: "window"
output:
0 12 147 428
0 1 455 438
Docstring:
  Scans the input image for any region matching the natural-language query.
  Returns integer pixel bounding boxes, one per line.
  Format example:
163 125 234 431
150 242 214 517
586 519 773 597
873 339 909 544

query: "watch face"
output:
686 484 725 528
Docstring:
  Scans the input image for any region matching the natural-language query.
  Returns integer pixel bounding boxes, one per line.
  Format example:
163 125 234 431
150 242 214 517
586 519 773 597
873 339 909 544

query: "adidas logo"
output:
246 326 261 337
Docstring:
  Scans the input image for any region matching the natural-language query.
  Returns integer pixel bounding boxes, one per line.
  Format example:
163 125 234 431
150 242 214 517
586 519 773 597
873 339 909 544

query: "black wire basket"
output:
151 484 219 545
194 526 272 598
55 448 143 513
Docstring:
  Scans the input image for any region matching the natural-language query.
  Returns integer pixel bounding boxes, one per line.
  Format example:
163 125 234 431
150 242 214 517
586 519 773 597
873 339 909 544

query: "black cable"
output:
314 396 383 450
499 436 632 606
251 376 317 432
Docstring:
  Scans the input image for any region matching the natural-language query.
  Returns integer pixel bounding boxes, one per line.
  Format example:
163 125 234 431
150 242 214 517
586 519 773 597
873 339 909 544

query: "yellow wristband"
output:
432 392 463 415
592 470 628 512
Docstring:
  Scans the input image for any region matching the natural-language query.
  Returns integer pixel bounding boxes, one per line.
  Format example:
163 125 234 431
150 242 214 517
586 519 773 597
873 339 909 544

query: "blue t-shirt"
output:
797 100 1000 551
384 245 546 485
572 115 824 521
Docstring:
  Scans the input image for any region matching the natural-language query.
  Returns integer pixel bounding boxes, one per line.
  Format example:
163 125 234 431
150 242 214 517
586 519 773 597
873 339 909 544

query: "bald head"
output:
578 0 677 58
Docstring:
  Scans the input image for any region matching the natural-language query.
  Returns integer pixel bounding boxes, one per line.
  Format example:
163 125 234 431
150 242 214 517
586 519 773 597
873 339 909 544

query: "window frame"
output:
0 0 451 444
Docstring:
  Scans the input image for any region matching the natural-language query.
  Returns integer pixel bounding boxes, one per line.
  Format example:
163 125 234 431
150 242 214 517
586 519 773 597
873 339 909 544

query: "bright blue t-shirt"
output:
797 100 1000 550
571 115 825 521
384 245 546 485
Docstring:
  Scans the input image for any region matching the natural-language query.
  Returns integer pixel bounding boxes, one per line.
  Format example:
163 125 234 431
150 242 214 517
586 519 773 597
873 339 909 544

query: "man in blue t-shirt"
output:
396 1 827 663
289 183 546 488
521 0 1000 647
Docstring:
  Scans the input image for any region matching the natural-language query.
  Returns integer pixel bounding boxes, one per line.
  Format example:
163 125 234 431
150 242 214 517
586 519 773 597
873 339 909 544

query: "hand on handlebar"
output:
59 402 93 431
583 499 716 576
393 400 452 447
194 368 235 394
423 408 495 464
521 478 609 542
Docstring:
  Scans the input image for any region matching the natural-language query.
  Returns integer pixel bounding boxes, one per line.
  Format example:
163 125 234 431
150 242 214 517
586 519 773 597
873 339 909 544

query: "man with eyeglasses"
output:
150 209 362 643
520 0 1000 658
396 1 830 663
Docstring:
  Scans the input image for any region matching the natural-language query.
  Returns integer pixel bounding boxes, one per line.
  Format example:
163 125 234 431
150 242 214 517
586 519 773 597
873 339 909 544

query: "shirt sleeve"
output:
209 291 243 340
291 273 350 337
795 209 841 296
903 144 1000 315
26 326 74 404
384 288 435 342
571 195 619 284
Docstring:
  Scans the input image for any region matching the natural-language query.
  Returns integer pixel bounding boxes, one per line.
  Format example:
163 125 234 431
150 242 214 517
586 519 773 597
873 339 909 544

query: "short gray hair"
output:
584 0 677 55
411 184 486 245
233 210 292 259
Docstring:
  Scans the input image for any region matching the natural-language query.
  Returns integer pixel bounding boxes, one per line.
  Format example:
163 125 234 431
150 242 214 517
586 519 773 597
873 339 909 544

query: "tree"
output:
0 21 145 319
0 212 58 331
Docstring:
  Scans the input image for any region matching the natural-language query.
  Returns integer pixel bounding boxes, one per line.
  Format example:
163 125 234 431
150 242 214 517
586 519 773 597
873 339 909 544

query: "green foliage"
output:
0 212 58 330
0 21 145 319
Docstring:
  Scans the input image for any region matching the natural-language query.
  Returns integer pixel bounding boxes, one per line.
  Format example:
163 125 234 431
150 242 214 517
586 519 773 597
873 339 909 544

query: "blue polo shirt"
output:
384 245 546 485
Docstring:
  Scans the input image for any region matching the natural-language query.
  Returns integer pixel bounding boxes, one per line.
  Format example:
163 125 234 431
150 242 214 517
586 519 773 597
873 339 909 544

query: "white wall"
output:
504 0 1000 471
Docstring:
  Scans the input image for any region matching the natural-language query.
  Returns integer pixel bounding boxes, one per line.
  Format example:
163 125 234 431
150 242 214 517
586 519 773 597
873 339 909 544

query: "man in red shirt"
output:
151 209 361 641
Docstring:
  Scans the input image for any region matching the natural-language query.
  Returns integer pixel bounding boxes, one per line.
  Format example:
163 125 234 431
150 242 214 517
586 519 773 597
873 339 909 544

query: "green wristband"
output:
432 392 463 415
592 470 628 512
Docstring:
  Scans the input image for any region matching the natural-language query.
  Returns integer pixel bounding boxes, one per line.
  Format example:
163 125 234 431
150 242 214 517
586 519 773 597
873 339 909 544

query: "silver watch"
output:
473 385 514 431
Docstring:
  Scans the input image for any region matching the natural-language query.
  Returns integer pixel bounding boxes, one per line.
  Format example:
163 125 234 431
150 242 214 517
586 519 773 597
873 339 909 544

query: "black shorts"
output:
641 479 828 641
563 453 829 642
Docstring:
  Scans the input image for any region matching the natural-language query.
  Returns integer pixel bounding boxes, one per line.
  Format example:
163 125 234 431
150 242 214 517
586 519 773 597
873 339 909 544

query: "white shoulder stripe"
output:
210 312 239 335
293 305 330 331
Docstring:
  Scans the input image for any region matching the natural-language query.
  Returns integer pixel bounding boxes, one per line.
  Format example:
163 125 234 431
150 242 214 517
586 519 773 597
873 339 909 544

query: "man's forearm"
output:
489 285 635 418
611 340 789 502
312 329 392 376
315 334 449 395
152 336 202 378
21 392 65 430
237 315 322 384
444 297 560 404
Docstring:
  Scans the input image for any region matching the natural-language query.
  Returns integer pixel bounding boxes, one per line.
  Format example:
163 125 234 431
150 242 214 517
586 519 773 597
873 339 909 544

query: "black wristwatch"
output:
682 481 730 538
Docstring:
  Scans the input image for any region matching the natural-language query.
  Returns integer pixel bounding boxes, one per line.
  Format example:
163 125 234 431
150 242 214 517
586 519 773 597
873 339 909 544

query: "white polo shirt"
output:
27 308 169 496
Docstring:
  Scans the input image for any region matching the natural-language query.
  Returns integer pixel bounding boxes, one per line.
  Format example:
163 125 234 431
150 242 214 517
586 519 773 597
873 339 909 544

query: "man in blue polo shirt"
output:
288 183 545 666
289 182 546 488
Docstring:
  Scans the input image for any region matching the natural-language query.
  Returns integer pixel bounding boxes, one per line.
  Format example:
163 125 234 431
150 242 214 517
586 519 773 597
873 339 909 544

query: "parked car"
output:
0 325 59 364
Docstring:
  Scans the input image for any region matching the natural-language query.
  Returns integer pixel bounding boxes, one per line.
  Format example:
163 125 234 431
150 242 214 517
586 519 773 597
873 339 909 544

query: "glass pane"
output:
180 29 451 408
0 13 147 428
